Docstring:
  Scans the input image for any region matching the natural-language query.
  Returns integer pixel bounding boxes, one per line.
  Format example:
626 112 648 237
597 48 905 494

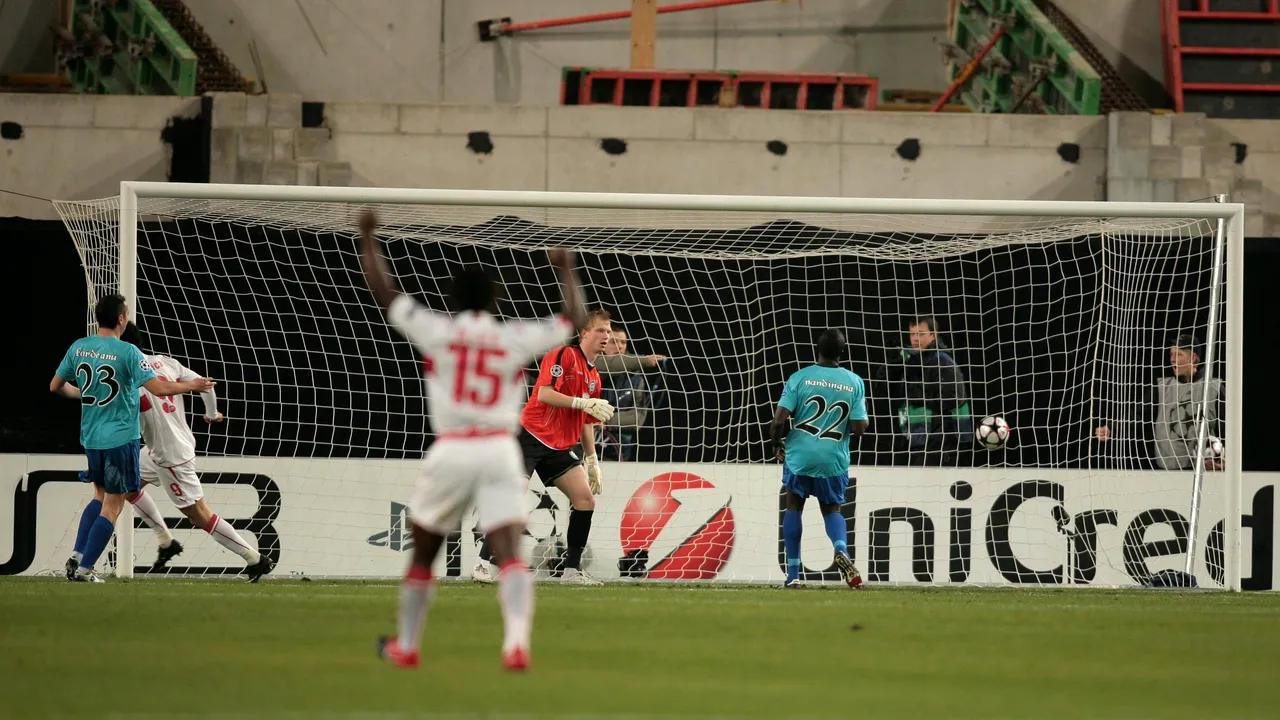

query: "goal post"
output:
116 184 139 578
1226 207 1245 591
49 181 1244 589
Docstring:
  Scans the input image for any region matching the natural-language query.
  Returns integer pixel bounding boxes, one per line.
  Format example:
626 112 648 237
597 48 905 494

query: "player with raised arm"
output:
358 210 587 672
113 322 274 581
51 294 214 583
769 329 869 589
474 309 615 585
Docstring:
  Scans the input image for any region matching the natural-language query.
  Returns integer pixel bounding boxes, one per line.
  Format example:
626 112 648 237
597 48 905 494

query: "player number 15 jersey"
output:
387 295 572 435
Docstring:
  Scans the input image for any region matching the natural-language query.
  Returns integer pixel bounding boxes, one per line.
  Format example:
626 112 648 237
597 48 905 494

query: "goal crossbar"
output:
121 182 1245 220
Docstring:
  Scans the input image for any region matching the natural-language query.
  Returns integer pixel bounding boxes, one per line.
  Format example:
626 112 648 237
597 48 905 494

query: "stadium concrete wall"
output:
174 0 1166 108
181 0 948 105
1 0 1166 107
6 93 1280 235
3 454 1276 590
318 103 1111 202
0 95 201 219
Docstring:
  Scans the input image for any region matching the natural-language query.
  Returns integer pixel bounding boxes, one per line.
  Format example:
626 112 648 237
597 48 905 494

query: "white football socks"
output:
398 564 436 652
203 514 260 563
129 490 174 547
498 560 535 652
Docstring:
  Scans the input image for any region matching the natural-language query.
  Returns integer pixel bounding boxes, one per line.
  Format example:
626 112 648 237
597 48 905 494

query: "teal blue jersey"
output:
777 364 868 478
56 335 156 450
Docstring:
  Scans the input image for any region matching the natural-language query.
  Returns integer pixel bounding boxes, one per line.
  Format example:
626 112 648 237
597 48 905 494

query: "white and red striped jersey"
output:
386 295 572 437
138 355 218 467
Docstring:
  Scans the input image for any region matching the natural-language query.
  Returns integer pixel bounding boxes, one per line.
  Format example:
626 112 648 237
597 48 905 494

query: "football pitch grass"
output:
3 578 1279 719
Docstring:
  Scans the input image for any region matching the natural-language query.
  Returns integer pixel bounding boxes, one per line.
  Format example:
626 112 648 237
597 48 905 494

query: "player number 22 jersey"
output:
778 364 868 478
387 295 572 436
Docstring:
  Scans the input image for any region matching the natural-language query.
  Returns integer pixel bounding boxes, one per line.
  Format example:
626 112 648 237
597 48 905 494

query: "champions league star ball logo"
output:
619 472 734 579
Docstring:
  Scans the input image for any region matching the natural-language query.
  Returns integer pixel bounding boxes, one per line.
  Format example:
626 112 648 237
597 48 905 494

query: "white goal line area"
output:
42 183 1246 589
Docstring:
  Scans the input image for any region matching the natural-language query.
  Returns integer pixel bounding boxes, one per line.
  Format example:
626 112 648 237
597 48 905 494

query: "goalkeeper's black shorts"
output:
518 427 583 486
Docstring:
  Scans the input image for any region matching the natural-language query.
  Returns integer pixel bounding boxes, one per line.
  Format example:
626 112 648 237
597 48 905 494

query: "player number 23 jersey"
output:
387 295 572 435
55 335 156 450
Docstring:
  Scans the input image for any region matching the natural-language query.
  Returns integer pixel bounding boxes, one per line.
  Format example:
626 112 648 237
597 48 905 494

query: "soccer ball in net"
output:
975 415 1011 450
1203 435 1225 460
530 536 594 574
530 536 563 573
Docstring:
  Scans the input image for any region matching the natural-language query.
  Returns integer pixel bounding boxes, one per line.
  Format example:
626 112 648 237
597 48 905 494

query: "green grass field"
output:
2 578 1278 719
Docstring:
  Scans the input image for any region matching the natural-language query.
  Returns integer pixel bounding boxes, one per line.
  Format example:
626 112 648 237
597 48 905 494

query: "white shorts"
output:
408 435 526 535
140 447 203 509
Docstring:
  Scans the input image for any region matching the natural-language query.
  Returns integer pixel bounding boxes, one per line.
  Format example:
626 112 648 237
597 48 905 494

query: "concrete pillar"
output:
206 92 347 187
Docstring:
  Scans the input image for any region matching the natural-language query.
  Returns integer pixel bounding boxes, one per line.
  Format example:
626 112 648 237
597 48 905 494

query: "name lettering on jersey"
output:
550 364 564 378
454 328 503 345
802 378 859 393
74 349 120 361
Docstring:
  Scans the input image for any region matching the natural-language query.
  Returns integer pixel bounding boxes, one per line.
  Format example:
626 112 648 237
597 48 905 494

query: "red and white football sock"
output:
398 564 436 652
203 514 260 563
129 490 174 547
498 559 534 653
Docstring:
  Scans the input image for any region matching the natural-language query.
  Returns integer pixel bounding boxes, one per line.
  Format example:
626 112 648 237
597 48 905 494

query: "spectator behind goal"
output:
1095 333 1224 471
596 324 666 461
883 315 974 466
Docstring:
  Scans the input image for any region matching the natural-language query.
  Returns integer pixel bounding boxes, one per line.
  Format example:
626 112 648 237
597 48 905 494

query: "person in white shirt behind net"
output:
356 210 588 673
117 322 274 582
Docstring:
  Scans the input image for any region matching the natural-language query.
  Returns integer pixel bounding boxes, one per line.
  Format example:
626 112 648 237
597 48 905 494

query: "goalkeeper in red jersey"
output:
475 309 615 585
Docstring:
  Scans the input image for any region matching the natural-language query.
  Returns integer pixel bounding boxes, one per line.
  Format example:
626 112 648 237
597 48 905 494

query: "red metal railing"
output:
1162 0 1280 112
561 68 878 111
489 0 771 37
932 27 1006 112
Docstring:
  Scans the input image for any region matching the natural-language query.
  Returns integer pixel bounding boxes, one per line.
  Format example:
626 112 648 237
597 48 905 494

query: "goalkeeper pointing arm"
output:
476 309 615 585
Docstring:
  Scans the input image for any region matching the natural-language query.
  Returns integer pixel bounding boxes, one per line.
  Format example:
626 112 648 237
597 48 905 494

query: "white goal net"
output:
49 185 1243 588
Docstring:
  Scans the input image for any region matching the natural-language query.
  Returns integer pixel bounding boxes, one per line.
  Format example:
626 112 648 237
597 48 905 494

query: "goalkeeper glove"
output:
572 397 615 423
584 453 603 495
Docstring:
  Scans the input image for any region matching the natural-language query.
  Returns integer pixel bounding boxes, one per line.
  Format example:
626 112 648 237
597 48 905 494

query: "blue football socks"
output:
823 511 849 556
73 498 103 558
80 516 116 572
783 509 803 582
